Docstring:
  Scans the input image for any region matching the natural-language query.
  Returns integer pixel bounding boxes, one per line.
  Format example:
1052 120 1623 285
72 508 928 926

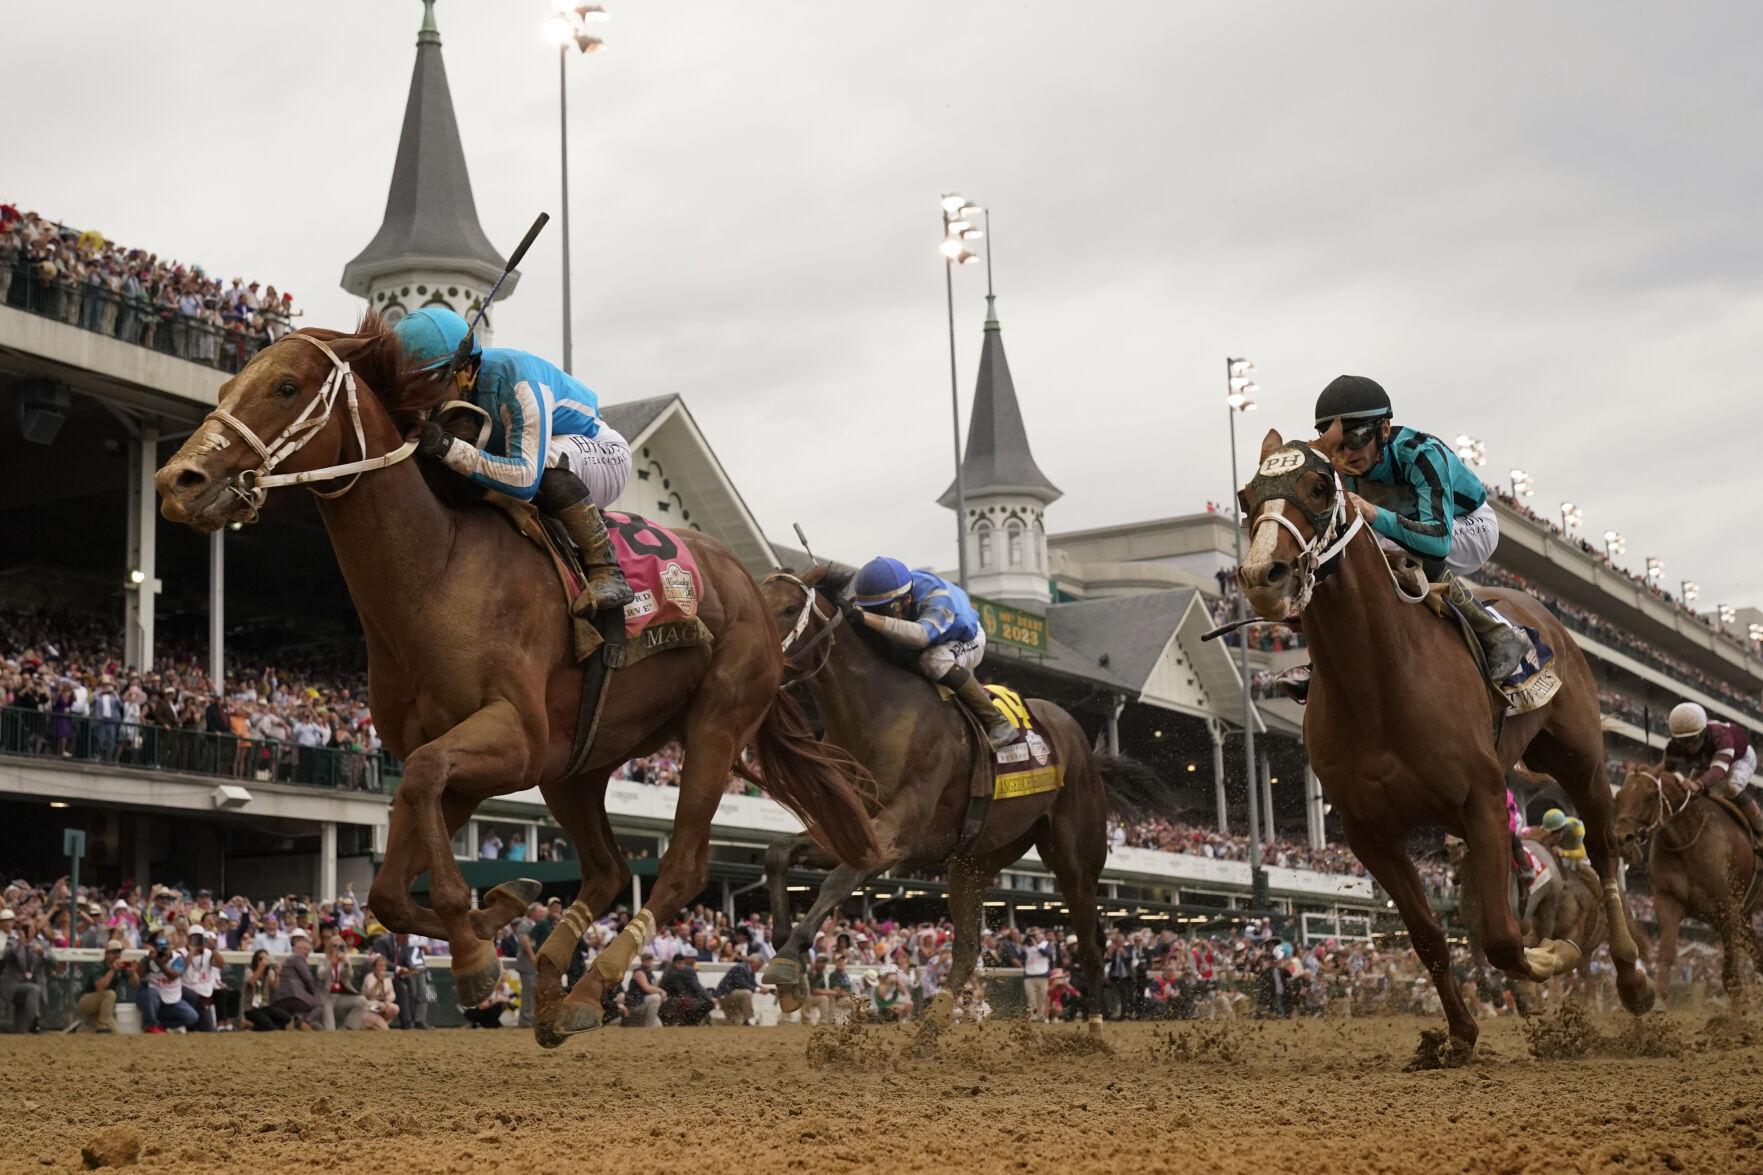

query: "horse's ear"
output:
802 564 829 586
1259 429 1284 462
1313 418 1344 459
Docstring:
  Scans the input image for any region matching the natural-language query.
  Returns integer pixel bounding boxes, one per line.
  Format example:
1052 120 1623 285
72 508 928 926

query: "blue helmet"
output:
852 557 913 610
394 306 479 371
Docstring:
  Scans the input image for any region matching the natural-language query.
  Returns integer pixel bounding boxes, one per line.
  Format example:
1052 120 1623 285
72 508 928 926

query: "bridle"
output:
1244 444 1366 614
1623 766 1706 854
763 571 844 681
201 333 418 523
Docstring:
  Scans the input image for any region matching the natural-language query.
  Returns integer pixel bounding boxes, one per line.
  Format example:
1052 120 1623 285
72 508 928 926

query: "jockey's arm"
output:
858 590 962 651
1695 726 1740 790
1369 438 1454 561
439 373 552 500
858 611 932 649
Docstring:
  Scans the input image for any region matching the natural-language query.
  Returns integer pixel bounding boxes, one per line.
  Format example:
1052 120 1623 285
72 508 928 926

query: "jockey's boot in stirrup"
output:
1275 664 1312 704
944 667 1017 750
536 468 634 617
1739 792 1763 844
1440 569 1533 683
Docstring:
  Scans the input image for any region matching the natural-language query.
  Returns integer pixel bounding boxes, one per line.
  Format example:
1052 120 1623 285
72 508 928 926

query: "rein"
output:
765 572 843 682
1629 768 1708 854
202 333 419 522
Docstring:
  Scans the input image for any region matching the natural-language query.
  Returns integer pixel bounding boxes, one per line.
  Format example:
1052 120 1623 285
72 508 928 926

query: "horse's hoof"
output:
555 999 604 1036
533 1021 570 1050
1524 938 1581 979
485 878 543 909
775 978 807 1015
1618 971 1656 1016
453 954 504 1007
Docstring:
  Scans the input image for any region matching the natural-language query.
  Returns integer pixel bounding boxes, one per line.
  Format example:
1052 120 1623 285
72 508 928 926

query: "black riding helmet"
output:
1314 375 1391 450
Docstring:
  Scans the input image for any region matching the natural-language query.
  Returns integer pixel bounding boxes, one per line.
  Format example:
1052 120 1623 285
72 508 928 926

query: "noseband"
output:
1246 445 1365 612
763 572 844 681
1629 767 1694 842
202 333 419 522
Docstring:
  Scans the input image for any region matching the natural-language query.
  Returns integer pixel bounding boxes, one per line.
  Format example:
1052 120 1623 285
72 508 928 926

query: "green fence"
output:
0 706 395 792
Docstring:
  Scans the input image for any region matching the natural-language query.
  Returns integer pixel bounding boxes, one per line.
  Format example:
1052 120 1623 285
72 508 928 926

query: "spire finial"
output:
984 294 999 332
418 0 441 46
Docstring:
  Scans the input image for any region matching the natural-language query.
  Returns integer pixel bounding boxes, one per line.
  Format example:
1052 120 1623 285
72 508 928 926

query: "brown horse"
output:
153 317 880 1046
1614 767 1762 1001
756 566 1131 1028
1236 431 1649 1061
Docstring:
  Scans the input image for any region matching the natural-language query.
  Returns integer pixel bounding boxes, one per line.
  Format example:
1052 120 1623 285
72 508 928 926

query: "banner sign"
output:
974 596 1050 654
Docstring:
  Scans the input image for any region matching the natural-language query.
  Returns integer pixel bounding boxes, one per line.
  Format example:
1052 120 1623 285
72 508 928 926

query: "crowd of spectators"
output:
1 609 388 788
1474 565 1763 726
1 205 297 371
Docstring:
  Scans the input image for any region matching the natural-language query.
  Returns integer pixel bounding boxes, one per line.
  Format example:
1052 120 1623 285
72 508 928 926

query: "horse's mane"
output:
285 311 483 511
287 310 456 435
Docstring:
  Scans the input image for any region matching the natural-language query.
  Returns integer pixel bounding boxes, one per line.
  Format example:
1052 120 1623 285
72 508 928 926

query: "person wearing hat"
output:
271 928 321 1029
134 930 198 1033
1 908 46 1033
1663 701 1763 841
78 940 133 1032
91 674 123 762
1532 808 1598 891
394 305 636 617
1274 375 1533 704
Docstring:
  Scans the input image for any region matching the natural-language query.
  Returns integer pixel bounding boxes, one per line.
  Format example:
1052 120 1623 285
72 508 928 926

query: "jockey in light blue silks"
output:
394 307 634 616
847 556 1016 750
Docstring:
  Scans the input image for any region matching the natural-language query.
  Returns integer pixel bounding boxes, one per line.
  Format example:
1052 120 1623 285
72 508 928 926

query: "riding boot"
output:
1740 792 1763 844
1275 664 1311 704
1440 570 1534 683
943 667 1017 750
536 468 634 617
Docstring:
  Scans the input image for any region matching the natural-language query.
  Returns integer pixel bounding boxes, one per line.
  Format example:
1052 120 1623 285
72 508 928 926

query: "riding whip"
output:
792 523 819 568
441 211 551 386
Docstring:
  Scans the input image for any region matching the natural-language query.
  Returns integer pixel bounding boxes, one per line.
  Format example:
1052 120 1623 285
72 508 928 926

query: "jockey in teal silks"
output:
847 557 1016 750
394 307 634 616
1277 374 1532 703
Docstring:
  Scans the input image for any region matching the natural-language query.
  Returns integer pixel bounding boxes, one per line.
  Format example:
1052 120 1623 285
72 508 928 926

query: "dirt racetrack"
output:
3 1010 1761 1175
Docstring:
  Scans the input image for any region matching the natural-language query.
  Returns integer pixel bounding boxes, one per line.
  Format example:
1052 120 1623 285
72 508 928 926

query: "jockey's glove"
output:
416 420 456 463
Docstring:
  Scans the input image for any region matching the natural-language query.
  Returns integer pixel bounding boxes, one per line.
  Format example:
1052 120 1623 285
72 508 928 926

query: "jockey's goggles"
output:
1318 417 1384 451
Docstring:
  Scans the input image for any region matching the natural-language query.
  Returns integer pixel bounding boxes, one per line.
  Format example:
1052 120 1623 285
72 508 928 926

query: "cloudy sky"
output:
10 2 1762 608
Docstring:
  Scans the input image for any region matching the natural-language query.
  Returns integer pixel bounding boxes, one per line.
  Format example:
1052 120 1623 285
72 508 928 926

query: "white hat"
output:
288 928 309 940
1668 702 1708 739
0 909 14 920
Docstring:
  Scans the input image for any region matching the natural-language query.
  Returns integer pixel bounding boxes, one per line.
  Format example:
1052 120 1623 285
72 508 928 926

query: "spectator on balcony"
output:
479 828 504 860
90 676 123 762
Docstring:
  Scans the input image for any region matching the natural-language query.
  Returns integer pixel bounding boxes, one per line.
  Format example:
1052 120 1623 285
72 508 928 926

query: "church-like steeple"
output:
341 0 515 335
940 295 1060 608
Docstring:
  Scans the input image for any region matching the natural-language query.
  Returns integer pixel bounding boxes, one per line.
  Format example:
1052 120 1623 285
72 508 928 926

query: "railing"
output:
0 706 393 792
2 266 289 373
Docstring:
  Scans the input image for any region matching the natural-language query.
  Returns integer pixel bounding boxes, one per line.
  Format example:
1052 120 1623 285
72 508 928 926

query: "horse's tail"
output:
1091 749 1172 820
746 690 883 870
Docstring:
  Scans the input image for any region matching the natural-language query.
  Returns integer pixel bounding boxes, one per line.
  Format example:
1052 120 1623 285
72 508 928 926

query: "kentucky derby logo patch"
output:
659 562 698 616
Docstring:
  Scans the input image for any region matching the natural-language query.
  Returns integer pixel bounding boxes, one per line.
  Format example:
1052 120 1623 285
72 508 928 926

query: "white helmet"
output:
1667 702 1708 739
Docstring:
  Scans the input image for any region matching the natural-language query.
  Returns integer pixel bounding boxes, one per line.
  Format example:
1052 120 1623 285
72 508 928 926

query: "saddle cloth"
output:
982 685 1064 801
1484 608 1562 715
484 496 712 668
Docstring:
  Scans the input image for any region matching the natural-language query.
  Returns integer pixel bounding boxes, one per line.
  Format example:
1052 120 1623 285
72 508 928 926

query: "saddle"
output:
483 494 712 776
944 684 1064 853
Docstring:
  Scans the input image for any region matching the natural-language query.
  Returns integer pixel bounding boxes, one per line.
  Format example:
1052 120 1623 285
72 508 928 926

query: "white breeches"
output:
920 629 986 680
1709 745 1757 798
1371 500 1499 576
548 423 631 507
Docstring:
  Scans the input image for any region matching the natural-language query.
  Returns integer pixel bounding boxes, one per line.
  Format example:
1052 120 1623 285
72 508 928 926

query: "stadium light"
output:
941 193 985 589
1750 623 1763 649
1509 469 1533 498
1559 502 1582 530
128 569 145 586
1454 435 1486 467
1225 356 1264 875
1718 604 1736 631
1645 557 1664 583
1603 530 1625 557
1681 580 1699 605
548 2 609 375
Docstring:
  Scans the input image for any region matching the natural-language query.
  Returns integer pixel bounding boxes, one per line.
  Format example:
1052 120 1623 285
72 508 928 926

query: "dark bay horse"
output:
757 567 1129 1028
1614 767 1762 1001
154 317 880 1047
1236 431 1649 1061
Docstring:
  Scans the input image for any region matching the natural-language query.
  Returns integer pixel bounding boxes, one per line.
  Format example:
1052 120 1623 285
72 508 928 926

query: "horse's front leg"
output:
371 701 533 1006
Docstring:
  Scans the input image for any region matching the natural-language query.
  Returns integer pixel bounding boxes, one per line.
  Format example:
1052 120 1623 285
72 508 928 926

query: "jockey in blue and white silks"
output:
394 306 634 615
848 557 1015 749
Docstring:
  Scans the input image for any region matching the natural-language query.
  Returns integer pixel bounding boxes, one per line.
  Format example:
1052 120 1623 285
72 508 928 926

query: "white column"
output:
631 869 643 912
209 529 225 691
1258 747 1274 844
1209 721 1227 834
320 821 338 902
1305 765 1325 851
1106 695 1124 755
125 426 161 671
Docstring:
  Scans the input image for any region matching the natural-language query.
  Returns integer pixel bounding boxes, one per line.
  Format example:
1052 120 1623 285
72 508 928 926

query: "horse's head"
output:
761 565 848 681
1612 767 1673 869
155 316 433 532
1235 428 1355 620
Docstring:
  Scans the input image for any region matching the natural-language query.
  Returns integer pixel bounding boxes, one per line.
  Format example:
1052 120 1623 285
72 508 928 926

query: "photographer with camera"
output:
77 939 133 1032
181 927 222 1031
1 907 47 1034
134 930 198 1033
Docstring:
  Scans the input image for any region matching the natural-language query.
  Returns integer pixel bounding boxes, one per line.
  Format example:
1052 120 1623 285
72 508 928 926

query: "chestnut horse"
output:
1614 767 1762 1002
154 317 880 1047
1236 431 1649 1061
757 566 1131 1029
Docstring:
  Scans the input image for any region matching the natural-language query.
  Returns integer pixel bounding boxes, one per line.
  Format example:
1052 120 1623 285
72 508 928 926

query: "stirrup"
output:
1274 664 1310 705
570 570 635 617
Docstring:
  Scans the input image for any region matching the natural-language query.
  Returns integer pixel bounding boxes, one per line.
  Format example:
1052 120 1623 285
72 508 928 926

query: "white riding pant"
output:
1709 744 1757 798
920 629 986 680
1371 500 1499 576
547 423 631 507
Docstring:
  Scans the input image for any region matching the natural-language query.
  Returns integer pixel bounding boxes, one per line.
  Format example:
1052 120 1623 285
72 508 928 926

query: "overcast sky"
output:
9 1 1762 609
